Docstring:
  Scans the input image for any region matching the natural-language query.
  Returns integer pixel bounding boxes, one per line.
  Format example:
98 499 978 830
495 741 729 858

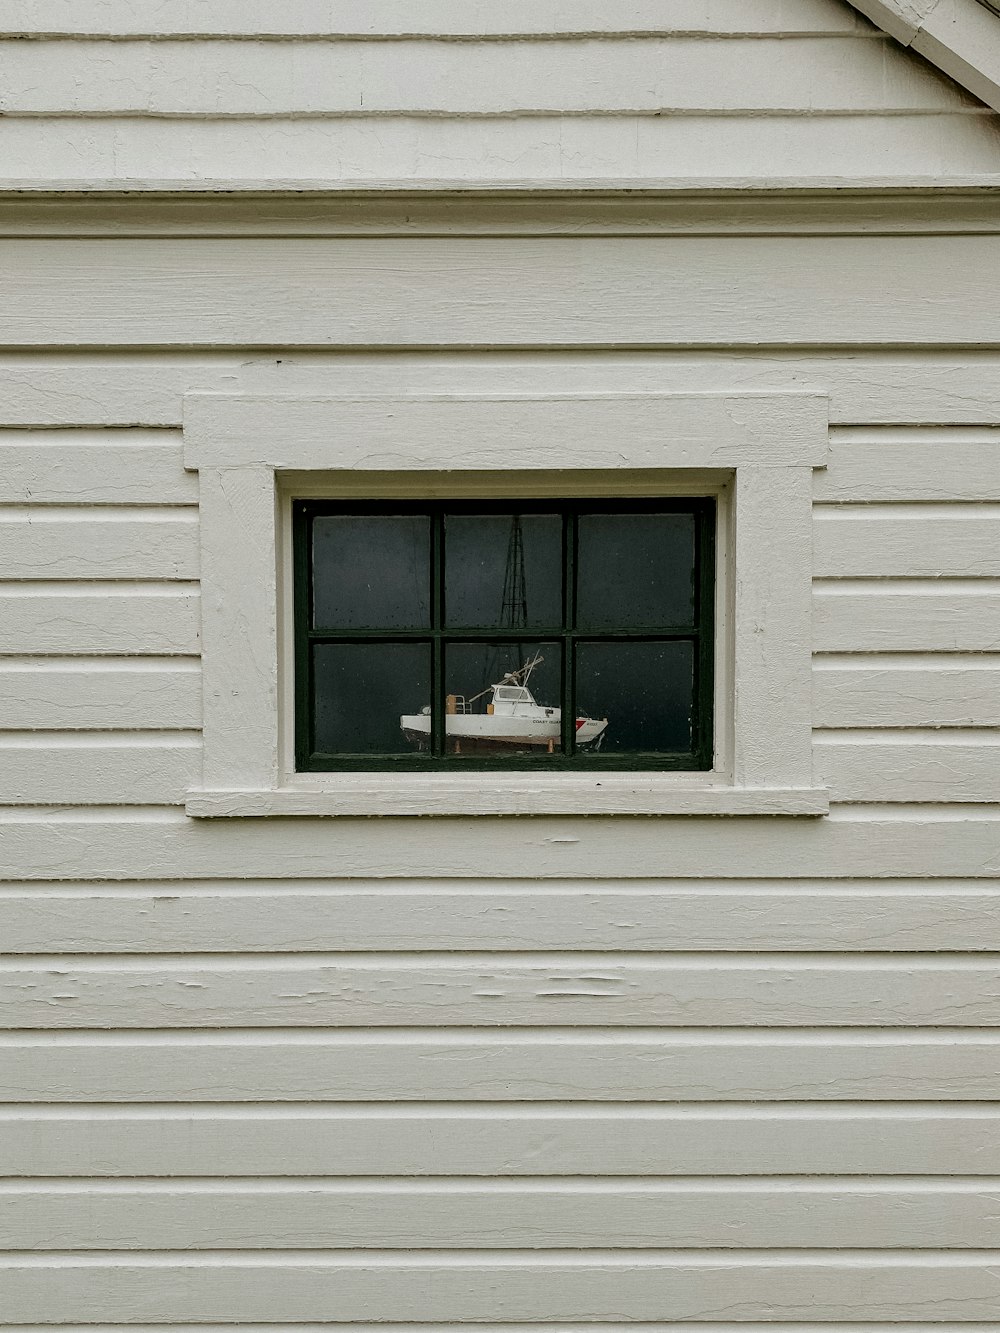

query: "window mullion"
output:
694 500 716 768
431 508 445 758
561 509 576 756
294 505 313 770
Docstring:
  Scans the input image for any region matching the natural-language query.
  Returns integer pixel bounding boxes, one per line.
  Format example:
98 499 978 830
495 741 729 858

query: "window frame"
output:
292 495 717 773
183 390 830 817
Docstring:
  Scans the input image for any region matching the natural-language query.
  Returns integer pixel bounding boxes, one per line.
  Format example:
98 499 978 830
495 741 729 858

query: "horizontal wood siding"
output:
814 658 1000 727
6 394 996 1324
2 356 1000 426
3 1179 997 1249
4 1105 997 1176
0 4 991 186
0 2 997 1310
0 431 197 503
814 505 1000 577
4 1253 1000 1323
0 1 878 39
6 728 1000 803
5 237 1000 345
0 38 973 116
0 659 200 729
5 1031 1000 1102
0 585 199 654
3 882 997 952
6 111 999 186
6 808 1000 879
3 954 997 1028
0 508 198 579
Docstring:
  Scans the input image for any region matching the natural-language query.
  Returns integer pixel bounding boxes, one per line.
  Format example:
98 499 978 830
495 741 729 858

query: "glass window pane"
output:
576 512 696 629
445 513 562 629
312 515 430 629
443 641 564 758
313 642 430 755
575 641 695 756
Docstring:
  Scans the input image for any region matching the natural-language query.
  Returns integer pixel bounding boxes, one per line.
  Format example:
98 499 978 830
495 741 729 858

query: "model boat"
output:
400 653 608 754
401 520 608 753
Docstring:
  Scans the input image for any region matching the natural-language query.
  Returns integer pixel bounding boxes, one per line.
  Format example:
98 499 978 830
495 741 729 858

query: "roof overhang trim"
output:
848 0 1000 112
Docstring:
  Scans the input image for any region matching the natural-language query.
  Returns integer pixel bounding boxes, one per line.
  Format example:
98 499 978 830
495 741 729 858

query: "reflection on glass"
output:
313 642 430 755
312 515 430 629
576 513 696 629
441 641 567 758
575 641 694 755
445 514 562 629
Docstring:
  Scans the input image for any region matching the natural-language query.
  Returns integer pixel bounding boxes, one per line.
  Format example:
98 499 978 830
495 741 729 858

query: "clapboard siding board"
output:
5 883 998 953
0 660 201 730
814 584 1000 651
5 1033 999 1102
7 730 1000 807
0 585 199 653
0 1325 992 1333
5 1180 998 1250
4 354 1000 426
5 809 1000 879
0 432 195 503
816 431 1000 500
7 809 1000 879
4 1254 1000 1323
0 1327 963 1333
0 38 970 116
6 1106 998 1177
814 508 1000 578
6 236 1000 345
0 508 198 579
3 955 997 1028
813 660 1000 727
0 1 875 39
4 115 1000 186
0 735 199 805
817 733 1000 803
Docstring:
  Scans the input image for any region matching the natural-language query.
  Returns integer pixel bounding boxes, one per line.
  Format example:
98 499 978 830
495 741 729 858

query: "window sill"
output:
185 778 830 818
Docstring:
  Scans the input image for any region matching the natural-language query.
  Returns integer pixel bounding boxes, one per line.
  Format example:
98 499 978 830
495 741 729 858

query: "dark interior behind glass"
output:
294 498 714 771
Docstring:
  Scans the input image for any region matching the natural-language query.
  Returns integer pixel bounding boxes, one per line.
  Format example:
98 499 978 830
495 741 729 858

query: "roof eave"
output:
849 0 1000 112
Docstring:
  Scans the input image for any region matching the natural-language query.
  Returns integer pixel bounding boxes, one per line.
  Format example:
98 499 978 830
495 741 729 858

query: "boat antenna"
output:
519 650 543 687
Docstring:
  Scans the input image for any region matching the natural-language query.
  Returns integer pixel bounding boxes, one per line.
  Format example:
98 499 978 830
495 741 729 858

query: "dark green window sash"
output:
293 498 715 772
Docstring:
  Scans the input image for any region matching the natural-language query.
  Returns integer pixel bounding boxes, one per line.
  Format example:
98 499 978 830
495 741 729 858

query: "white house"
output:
1 0 1000 1323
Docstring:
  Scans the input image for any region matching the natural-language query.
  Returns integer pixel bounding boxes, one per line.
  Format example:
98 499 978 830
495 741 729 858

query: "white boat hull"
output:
401 712 607 751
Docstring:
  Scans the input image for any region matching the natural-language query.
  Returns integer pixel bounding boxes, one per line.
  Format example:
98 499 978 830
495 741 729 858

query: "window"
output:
183 389 829 816
293 498 715 771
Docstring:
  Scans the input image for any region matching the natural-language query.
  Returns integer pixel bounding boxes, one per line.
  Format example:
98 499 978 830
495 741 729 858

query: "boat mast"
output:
482 514 529 692
500 515 528 631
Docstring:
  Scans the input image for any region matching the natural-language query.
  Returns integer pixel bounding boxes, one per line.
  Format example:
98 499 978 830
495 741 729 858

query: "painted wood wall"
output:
0 0 996 184
2 0 1000 1327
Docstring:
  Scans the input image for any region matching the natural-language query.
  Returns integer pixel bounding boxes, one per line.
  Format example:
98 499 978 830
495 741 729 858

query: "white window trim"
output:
182 391 830 817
